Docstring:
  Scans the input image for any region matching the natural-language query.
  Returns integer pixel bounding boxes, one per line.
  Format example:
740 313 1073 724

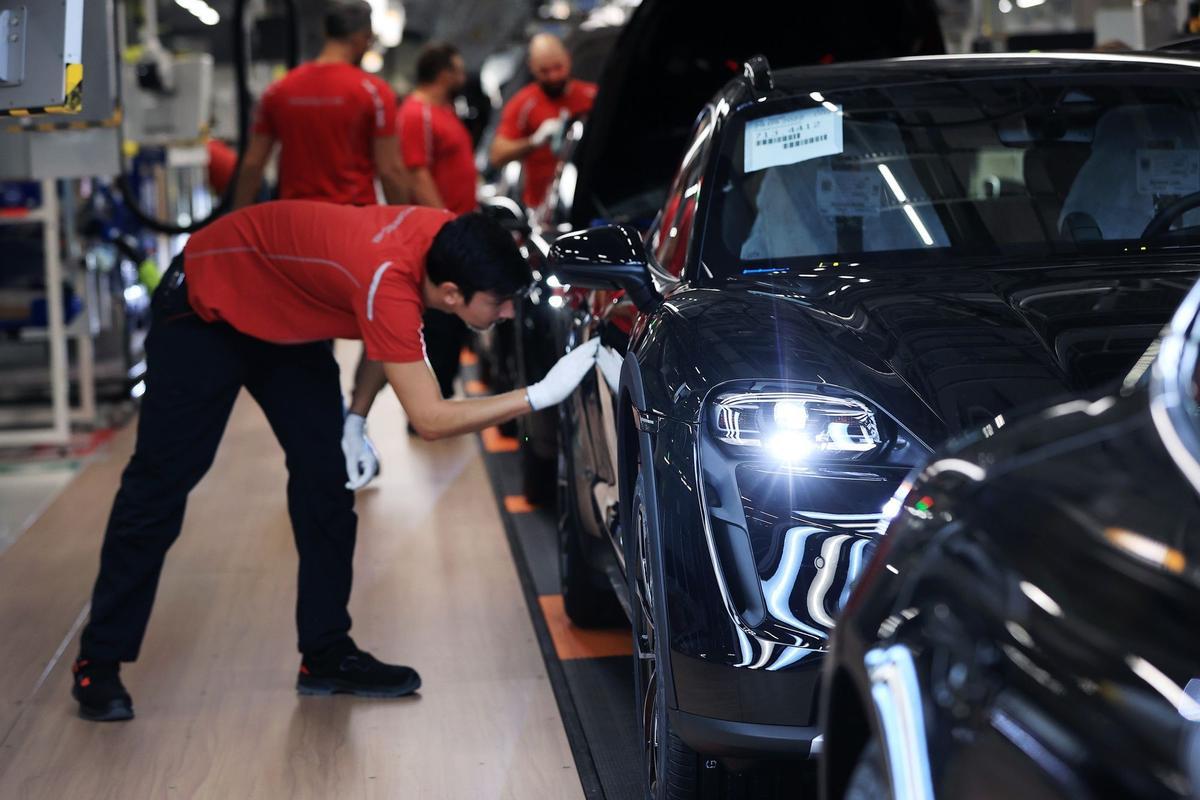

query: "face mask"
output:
539 79 567 99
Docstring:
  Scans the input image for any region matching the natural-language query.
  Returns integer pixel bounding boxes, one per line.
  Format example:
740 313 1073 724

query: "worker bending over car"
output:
70 201 599 722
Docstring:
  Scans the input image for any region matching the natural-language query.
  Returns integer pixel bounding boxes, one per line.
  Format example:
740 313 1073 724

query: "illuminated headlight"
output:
711 392 882 461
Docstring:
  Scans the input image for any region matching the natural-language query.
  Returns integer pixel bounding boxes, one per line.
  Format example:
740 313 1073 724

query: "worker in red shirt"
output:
69 202 599 722
490 34 597 210
206 137 237 197
394 41 477 402
400 42 476 215
230 1 408 208
229 1 408 492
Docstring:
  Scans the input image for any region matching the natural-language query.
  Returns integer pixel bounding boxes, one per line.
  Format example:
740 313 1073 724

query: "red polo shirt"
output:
253 62 397 206
398 95 478 216
184 201 453 363
206 139 237 197
497 79 597 209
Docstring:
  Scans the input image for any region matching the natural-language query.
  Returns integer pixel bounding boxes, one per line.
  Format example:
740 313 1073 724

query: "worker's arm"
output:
231 132 275 209
386 361 529 440
373 135 410 204
350 354 389 417
490 134 536 169
408 166 444 208
489 117 564 169
385 338 599 440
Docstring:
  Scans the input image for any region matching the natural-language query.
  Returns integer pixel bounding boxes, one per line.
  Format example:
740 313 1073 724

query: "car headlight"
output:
711 391 883 462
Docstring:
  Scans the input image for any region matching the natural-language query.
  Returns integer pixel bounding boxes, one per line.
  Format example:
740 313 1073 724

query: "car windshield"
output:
702 65 1200 280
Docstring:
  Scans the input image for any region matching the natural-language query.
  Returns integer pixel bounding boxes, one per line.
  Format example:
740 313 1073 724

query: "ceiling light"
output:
878 164 907 202
361 50 384 73
903 204 935 246
176 0 219 25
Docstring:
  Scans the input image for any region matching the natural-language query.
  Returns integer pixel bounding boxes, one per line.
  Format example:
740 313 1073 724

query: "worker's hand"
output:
597 346 623 394
526 338 601 411
530 117 564 148
342 413 380 490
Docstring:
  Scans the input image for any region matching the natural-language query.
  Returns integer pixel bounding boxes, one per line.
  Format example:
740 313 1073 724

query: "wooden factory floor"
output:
0 344 582 799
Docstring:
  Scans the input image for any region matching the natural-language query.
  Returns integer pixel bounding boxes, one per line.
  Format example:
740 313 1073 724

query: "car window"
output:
649 107 716 278
701 69 1200 280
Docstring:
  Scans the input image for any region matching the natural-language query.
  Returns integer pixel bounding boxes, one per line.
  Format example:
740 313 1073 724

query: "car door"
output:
580 106 718 558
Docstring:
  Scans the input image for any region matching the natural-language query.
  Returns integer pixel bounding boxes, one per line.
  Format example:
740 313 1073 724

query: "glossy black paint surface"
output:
557 53 1200 762
635 262 1198 431
822 375 1200 799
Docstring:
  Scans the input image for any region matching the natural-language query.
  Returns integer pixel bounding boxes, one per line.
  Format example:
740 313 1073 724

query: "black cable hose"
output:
115 0 298 235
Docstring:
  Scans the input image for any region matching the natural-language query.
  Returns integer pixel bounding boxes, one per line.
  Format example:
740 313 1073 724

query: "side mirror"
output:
480 195 530 235
547 224 663 313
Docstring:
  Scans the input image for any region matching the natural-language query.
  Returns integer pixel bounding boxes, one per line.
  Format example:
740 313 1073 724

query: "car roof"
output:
764 51 1200 95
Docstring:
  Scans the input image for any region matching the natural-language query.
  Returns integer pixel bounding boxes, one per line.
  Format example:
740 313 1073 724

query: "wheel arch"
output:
616 351 681 708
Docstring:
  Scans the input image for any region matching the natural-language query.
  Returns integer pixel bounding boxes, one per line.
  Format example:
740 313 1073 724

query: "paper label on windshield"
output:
816 169 881 217
744 106 844 173
1136 149 1200 195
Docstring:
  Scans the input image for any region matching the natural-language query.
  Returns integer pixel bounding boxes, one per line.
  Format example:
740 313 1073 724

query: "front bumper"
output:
670 647 823 728
652 418 905 732
672 707 822 759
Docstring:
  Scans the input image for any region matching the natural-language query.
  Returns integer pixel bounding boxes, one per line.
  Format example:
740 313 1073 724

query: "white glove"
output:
341 413 380 490
526 338 600 411
530 117 563 147
598 346 622 394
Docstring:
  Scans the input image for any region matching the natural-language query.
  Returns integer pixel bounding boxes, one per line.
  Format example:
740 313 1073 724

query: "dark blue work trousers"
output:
79 257 356 661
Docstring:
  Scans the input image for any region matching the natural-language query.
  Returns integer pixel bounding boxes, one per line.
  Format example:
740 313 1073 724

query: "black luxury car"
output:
547 52 1200 798
820 261 1200 800
490 0 945 503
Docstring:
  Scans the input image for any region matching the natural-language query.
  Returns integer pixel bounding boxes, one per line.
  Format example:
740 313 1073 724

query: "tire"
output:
519 400 558 506
629 458 702 800
521 435 557 506
845 739 890 800
559 447 625 628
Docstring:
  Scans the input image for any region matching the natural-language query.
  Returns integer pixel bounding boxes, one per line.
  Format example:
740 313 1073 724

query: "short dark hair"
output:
324 1 372 39
426 213 532 302
415 42 460 86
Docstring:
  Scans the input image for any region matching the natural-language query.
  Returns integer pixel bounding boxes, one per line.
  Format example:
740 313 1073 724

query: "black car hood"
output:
642 257 1200 444
637 257 1199 655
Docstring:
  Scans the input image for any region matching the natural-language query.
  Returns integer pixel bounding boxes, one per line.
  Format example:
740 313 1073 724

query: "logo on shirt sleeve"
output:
371 207 418 244
366 261 394 321
361 79 387 129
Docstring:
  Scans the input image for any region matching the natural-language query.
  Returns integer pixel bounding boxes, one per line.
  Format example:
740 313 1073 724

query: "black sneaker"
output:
297 643 421 698
71 658 134 722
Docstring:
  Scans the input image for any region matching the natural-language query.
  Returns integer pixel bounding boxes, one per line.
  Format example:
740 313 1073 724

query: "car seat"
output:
1059 104 1200 242
739 120 949 260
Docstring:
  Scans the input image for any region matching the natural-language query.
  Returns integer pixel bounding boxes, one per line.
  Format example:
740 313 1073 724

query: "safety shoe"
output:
71 658 134 722
297 642 421 698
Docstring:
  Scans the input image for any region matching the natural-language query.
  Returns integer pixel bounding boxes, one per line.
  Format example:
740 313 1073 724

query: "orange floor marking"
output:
465 379 489 396
504 495 537 513
481 426 519 453
538 594 633 660
459 348 479 366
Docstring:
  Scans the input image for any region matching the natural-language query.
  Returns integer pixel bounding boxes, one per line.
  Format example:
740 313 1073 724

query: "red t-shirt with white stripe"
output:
185 200 453 363
253 62 396 206
398 95 478 216
497 79 597 209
